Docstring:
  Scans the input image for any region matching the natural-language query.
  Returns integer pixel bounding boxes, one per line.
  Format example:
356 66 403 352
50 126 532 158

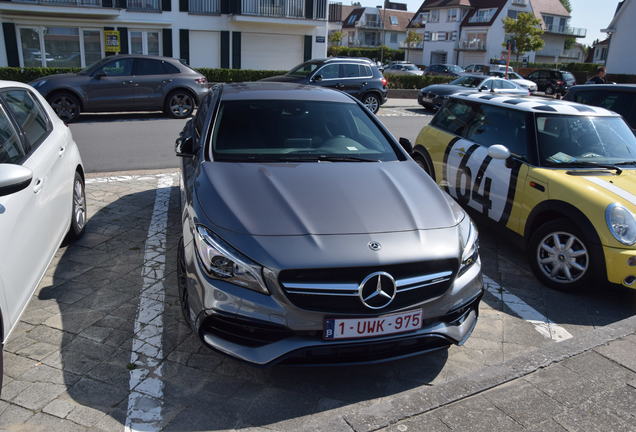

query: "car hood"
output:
421 84 476 96
259 74 305 83
512 79 537 88
195 160 458 236
32 72 80 83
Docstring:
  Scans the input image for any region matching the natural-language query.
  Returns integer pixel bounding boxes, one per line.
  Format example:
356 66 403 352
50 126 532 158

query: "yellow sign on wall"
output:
104 30 120 53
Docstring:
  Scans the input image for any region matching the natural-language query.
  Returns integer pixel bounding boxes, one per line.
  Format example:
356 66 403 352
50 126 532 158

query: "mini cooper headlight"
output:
606 203 636 246
458 214 479 277
193 225 269 294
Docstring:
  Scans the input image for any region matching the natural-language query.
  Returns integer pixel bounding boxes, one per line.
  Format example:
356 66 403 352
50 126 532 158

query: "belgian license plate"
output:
323 309 423 340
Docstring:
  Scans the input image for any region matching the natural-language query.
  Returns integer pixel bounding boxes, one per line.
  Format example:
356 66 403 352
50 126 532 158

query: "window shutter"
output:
221 31 230 68
303 35 312 61
231 31 241 69
2 23 19 67
102 0 114 7
162 29 173 57
118 27 129 54
179 29 189 65
305 0 314 19
115 0 127 8
179 0 188 12
162 0 171 11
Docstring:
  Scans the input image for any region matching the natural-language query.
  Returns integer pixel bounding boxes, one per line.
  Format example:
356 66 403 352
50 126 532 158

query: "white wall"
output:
606 0 636 74
418 7 463 65
189 31 220 68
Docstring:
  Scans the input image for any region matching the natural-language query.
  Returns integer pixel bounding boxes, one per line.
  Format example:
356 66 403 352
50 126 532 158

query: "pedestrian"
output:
586 66 607 84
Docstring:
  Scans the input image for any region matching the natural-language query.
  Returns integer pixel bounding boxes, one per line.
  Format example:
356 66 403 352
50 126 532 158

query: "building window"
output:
390 15 398 25
347 15 357 25
469 8 496 23
431 31 447 41
423 31 431 41
17 26 104 68
430 9 439 22
508 9 520 19
447 8 458 22
451 31 458 41
129 30 161 56
389 32 398 43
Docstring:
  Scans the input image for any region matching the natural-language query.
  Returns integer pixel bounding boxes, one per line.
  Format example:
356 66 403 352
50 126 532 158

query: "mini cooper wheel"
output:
528 219 596 290
413 148 435 180
68 172 86 240
362 93 381 114
177 237 194 330
49 92 81 123
166 91 195 119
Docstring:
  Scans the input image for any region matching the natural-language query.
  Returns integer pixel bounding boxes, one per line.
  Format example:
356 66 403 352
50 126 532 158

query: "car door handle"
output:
361 82 368 86
335 83 344 88
162 79 173 84
58 146 66 157
33 177 44 194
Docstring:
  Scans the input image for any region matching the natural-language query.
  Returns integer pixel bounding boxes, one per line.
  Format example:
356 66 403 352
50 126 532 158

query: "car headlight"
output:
193 225 269 294
606 203 636 245
458 214 479 276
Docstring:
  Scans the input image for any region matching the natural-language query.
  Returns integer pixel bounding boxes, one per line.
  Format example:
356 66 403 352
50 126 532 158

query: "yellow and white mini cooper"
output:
413 92 636 290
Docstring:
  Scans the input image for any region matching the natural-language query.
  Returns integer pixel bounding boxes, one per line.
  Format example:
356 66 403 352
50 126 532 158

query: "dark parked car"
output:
418 74 528 110
261 58 388 113
564 84 636 131
174 82 483 365
30 55 210 122
526 69 576 97
423 64 465 77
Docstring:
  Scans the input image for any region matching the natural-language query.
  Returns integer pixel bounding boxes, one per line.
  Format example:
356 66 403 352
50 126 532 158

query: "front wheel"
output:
67 172 86 240
165 91 195 119
545 85 555 96
48 92 81 123
528 218 600 291
362 93 381 114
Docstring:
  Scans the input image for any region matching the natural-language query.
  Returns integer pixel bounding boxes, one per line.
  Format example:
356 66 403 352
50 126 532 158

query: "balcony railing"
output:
13 0 101 6
127 0 160 10
241 0 305 18
348 40 380 47
536 48 582 60
459 39 486 50
544 24 587 37
313 0 326 19
511 0 527 5
189 0 220 13
359 20 381 28
401 42 424 49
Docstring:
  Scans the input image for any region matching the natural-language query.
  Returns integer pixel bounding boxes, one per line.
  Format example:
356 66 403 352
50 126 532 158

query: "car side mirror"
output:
0 164 33 197
488 144 511 160
93 72 106 79
175 136 195 158
312 74 323 82
479 85 489 91
399 137 413 154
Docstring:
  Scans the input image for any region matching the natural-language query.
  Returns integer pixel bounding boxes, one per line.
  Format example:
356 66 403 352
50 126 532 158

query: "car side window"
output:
134 59 165 75
361 65 372 76
162 61 180 74
464 104 529 160
501 81 517 89
97 58 134 77
431 100 475 136
2 89 50 153
316 64 339 79
573 90 602 106
0 106 25 164
490 80 503 90
341 64 360 78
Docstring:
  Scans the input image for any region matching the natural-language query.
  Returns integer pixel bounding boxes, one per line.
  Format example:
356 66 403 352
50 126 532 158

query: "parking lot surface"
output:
2 102 636 431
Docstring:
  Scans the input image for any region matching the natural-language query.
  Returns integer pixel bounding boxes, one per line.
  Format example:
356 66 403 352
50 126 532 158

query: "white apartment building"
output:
408 0 586 67
339 6 414 51
603 0 635 74
0 0 328 70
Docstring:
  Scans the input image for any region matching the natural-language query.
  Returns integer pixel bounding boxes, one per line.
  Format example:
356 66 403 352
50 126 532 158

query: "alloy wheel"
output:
51 95 79 122
169 93 194 118
536 231 589 284
73 177 86 231
363 95 380 113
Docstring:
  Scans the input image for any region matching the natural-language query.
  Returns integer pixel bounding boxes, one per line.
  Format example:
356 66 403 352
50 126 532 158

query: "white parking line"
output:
86 172 177 185
124 175 174 432
483 275 573 342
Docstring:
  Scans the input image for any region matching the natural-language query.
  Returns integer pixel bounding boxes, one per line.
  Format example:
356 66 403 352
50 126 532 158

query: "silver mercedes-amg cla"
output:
175 82 483 365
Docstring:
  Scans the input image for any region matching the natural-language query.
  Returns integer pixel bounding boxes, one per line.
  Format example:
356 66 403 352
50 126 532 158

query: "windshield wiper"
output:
549 161 622 175
276 155 378 162
613 160 636 166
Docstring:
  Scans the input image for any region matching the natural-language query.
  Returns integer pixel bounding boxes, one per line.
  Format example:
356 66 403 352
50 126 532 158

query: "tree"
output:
502 12 545 62
559 0 572 13
560 0 574 49
329 31 343 46
404 31 423 63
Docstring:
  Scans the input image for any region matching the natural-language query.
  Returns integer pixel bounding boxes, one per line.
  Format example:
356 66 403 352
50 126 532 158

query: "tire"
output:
165 90 196 119
545 85 555 96
528 218 601 291
362 93 381 114
48 92 81 123
67 172 86 240
177 237 194 330
413 148 435 180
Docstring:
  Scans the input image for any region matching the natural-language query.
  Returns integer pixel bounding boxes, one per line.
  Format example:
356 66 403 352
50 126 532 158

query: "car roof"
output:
100 54 178 62
219 82 358 103
450 92 618 116
570 84 636 91
319 57 375 64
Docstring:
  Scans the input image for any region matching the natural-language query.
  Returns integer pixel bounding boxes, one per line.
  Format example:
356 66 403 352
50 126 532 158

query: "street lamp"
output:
376 5 385 64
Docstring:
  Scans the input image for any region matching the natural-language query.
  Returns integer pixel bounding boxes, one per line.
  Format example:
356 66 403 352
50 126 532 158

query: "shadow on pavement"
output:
37 183 448 431
74 112 177 124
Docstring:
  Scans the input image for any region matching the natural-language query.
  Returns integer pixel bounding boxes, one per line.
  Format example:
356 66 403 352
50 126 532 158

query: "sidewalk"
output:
383 98 421 109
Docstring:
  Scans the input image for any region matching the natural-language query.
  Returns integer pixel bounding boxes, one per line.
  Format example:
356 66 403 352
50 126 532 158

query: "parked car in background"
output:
29 55 210 122
175 82 483 365
418 74 529 110
464 64 514 74
526 69 576 97
424 64 465 78
384 63 424 76
489 71 538 93
0 81 86 388
413 93 636 291
564 84 636 132
261 58 388 114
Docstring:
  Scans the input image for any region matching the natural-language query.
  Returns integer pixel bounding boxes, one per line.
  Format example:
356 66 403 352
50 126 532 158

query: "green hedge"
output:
328 46 405 62
384 73 452 89
196 68 285 83
0 67 81 82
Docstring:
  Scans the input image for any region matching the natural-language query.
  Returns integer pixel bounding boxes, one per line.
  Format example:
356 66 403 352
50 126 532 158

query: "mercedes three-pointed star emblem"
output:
358 271 397 309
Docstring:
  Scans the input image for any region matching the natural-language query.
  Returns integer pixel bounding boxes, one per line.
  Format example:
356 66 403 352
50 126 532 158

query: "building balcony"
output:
12 0 101 6
2 0 120 17
358 20 382 28
511 0 527 6
401 41 424 49
535 48 581 60
127 0 160 10
348 40 381 47
544 24 587 37
241 0 305 19
189 0 220 14
458 39 486 51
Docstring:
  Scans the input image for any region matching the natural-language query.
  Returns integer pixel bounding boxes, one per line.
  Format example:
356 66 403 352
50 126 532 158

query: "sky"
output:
355 0 620 46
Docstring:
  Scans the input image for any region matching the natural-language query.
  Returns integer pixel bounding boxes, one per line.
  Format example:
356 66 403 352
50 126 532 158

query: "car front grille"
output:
278 260 457 314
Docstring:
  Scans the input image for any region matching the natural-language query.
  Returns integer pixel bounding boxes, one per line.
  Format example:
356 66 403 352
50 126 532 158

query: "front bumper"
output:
603 245 636 288
418 93 445 110
181 236 484 365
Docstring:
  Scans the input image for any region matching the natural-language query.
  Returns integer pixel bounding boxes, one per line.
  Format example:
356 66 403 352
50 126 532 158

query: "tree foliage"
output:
328 31 343 44
502 12 545 62
404 30 423 47
559 0 572 13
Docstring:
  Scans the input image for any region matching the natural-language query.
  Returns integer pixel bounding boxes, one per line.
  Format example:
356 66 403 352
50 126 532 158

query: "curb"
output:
324 314 636 432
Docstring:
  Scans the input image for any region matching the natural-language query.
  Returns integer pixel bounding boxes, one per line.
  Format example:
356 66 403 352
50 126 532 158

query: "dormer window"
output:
469 8 496 23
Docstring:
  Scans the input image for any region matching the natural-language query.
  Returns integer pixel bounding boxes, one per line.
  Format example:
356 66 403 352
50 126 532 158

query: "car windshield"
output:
211 100 400 162
537 115 636 166
509 72 523 79
450 76 484 87
286 61 321 78
448 65 465 74
404 65 419 70
563 72 575 81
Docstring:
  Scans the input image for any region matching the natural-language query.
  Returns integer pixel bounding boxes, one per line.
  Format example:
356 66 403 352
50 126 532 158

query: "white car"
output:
383 63 424 76
489 71 538 93
0 81 85 386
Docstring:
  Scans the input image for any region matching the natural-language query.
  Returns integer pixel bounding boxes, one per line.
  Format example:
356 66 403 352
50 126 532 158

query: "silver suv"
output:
175 82 483 365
